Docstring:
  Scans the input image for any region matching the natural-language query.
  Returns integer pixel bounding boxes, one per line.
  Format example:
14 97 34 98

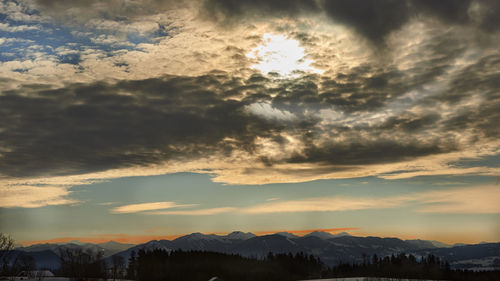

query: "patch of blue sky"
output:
395 174 496 188
1 17 173 64
0 11 6 22
67 172 493 212
0 21 82 62
2 172 497 242
0 38 37 62
449 154 500 168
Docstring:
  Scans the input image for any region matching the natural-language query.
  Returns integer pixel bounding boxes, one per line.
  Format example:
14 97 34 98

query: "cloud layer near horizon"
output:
1 0 500 208
112 185 500 215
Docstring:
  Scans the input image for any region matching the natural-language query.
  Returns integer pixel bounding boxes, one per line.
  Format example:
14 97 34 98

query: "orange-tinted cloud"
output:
0 184 77 208
111 202 197 214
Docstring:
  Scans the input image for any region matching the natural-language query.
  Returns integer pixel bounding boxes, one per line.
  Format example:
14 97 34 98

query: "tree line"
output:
126 249 323 281
56 248 127 281
127 249 500 281
322 252 500 281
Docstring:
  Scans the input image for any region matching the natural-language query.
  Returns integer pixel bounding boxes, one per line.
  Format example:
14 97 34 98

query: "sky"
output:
0 0 499 246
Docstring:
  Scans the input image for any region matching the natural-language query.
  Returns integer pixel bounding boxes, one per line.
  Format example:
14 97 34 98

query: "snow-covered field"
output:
451 255 500 271
1 277 446 281
1 278 66 281
301 277 442 281
0 277 133 281
0 277 442 281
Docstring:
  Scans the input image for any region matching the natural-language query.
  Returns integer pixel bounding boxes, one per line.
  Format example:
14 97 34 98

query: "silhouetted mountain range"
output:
11 231 500 271
107 231 499 270
8 240 135 269
17 240 134 258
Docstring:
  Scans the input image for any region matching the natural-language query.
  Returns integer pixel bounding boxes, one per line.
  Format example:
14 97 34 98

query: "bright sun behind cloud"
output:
247 34 323 77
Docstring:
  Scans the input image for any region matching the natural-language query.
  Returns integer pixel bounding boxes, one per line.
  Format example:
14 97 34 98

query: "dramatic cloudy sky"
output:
1 0 499 245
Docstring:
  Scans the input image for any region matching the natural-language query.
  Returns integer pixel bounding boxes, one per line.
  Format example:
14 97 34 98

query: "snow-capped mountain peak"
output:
332 232 352 238
224 231 256 240
305 231 351 240
179 232 222 241
274 232 299 239
304 231 336 240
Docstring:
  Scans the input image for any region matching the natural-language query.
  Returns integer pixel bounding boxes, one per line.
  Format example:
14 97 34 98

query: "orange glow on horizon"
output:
20 234 184 246
19 227 360 246
21 227 492 246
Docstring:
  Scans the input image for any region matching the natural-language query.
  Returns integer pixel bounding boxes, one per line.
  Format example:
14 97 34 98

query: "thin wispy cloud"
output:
97 202 117 206
150 207 237 216
414 185 500 214
140 185 500 216
111 202 197 214
240 196 408 214
241 186 500 215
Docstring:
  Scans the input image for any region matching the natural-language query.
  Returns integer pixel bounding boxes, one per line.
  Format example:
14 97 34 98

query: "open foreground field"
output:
2 278 133 281
301 277 442 281
0 277 442 281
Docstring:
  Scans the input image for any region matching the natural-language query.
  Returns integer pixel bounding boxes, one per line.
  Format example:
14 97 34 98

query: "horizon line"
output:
19 227 360 246
19 227 497 247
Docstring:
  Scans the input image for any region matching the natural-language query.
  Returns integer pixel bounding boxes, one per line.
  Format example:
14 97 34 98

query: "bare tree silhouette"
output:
0 233 15 275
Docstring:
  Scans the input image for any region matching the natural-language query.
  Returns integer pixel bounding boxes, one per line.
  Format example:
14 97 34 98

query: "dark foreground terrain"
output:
2 248 500 281
129 249 500 281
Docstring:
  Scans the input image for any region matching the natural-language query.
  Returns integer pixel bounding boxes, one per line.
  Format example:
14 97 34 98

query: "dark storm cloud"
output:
476 0 500 31
30 0 500 37
321 0 485 43
411 0 499 32
28 0 500 45
315 31 465 113
340 0 500 36
202 0 499 43
201 0 319 21
2 50 498 179
318 67 408 112
288 140 452 165
433 53 500 138
412 0 472 23
378 114 441 132
0 74 283 178
322 0 412 44
1 17 498 179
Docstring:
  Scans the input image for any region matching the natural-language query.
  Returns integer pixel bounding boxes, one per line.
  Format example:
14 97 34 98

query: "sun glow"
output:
247 34 323 77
